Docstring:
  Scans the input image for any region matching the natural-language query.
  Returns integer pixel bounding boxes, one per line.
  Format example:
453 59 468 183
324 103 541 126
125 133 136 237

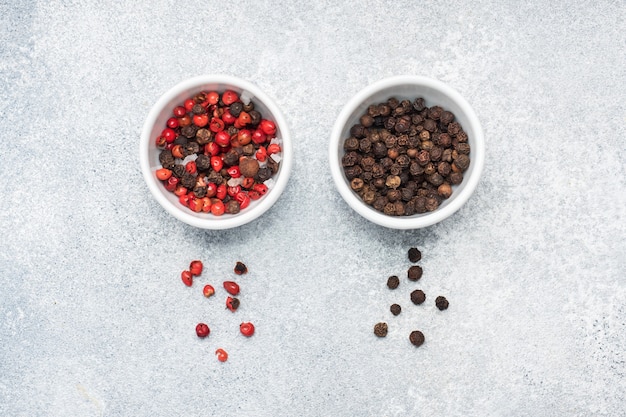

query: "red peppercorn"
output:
259 119 277 135
155 135 167 148
196 323 210 338
201 197 212 212
227 166 241 178
190 260 203 276
227 185 241 197
237 129 252 145
190 197 203 212
162 128 177 143
241 177 254 189
164 175 179 192
248 190 261 200
236 192 251 209
215 348 228 362
267 143 281 155
253 183 268 195
255 146 267 162
222 109 236 125
222 90 239 105
211 200 225 216
184 98 195 112
225 296 240 312
166 117 180 129
173 184 187 196
193 114 209 127
156 168 172 181
173 106 186 117
239 322 255 337
210 156 223 172
171 145 184 159
205 142 220 157
223 281 240 295
251 129 267 145
203 284 215 298
179 193 191 207
216 184 227 200
181 270 193 286
178 114 191 127
205 182 217 198
209 117 225 133
236 111 251 126
234 261 248 275
215 131 231 147
206 91 219 105
185 161 197 175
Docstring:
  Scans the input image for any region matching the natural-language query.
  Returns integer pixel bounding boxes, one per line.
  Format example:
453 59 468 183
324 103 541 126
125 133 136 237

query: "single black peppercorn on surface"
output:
435 296 449 311
374 322 388 337
409 330 425 347
342 97 470 216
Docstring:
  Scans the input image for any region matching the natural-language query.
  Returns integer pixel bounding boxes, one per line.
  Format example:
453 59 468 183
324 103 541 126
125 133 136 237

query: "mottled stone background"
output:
1 1 624 416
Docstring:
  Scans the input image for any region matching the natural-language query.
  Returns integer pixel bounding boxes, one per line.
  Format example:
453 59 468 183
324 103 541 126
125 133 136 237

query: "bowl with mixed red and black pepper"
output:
329 76 484 229
140 75 292 229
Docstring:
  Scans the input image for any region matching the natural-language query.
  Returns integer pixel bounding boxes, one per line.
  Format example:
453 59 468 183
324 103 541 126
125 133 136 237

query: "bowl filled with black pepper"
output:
140 75 293 229
329 76 484 229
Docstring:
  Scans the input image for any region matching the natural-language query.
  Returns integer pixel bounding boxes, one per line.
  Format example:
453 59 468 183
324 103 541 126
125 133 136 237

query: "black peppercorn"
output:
180 173 196 189
390 304 401 316
344 137 359 151
159 150 175 169
249 110 261 126
229 102 243 117
408 265 423 281
413 97 426 111
410 289 426 305
374 322 388 337
408 247 421 263
409 330 425 347
387 275 400 289
435 296 449 311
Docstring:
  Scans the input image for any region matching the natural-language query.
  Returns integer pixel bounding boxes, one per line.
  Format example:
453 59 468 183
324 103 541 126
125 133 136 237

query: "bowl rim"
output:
140 74 292 229
329 75 485 229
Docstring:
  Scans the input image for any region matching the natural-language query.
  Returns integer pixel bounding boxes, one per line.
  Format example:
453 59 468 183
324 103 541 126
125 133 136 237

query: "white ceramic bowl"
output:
140 75 292 229
329 75 485 229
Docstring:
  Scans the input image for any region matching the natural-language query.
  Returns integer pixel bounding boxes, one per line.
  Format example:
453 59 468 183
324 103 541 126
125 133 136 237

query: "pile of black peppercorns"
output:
374 247 449 347
342 97 470 216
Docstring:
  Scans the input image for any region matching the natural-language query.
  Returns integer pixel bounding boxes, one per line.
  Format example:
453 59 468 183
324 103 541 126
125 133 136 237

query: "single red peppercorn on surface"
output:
181 270 193 287
226 296 240 312
196 323 210 338
215 348 228 362
203 284 215 298
190 260 203 276
240 322 255 337
223 281 240 296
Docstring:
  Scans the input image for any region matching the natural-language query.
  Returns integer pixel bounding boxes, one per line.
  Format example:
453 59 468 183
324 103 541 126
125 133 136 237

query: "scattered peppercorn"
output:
341 97 470 216
234 261 248 275
387 275 400 289
407 265 423 281
408 247 421 263
374 322 388 337
409 330 425 347
435 296 449 311
390 304 401 316
410 289 426 305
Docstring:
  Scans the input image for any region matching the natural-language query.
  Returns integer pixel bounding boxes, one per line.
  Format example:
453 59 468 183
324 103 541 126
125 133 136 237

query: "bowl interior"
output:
331 77 484 229
141 76 292 229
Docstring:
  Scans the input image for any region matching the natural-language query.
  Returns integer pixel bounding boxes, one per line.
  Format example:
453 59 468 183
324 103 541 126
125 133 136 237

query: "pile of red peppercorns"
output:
374 247 449 347
181 260 255 363
155 90 282 215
